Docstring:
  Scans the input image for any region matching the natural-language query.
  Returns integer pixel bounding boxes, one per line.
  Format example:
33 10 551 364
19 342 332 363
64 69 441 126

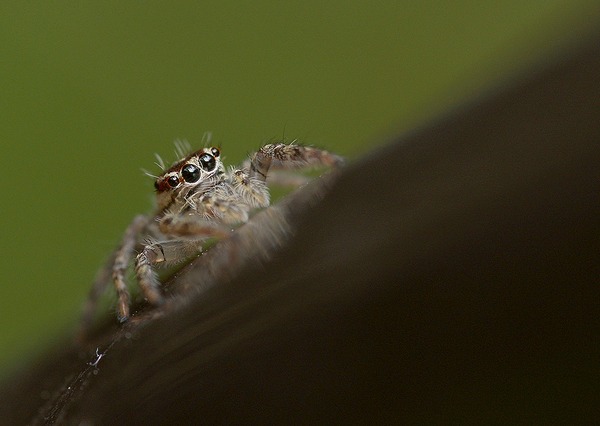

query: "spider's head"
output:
154 146 223 210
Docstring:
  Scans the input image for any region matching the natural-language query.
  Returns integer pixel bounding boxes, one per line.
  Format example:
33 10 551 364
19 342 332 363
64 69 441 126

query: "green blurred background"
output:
1 1 598 377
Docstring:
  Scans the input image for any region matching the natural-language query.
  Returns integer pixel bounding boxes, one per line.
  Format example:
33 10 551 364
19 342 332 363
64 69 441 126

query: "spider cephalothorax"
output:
154 146 225 211
82 141 343 326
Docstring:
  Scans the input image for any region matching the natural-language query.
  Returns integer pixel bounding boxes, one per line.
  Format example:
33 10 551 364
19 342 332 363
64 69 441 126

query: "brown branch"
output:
2 32 599 425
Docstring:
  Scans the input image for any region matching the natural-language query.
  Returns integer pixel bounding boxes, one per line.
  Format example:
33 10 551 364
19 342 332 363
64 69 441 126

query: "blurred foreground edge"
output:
3 34 600 424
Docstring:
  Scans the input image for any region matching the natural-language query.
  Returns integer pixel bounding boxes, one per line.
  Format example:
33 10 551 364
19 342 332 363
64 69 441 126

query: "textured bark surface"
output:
2 33 599 425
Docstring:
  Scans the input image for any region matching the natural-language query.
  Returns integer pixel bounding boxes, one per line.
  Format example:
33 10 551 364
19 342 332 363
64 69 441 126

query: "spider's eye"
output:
211 147 220 158
181 164 200 183
199 153 216 171
167 175 180 188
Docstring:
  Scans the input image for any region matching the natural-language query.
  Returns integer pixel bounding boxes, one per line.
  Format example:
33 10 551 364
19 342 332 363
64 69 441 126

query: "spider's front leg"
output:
111 215 150 323
129 208 238 321
248 143 344 183
132 238 202 320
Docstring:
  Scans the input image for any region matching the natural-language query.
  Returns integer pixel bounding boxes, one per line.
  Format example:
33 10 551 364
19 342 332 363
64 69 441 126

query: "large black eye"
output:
167 175 180 188
181 164 200 183
211 147 220 158
199 153 216 171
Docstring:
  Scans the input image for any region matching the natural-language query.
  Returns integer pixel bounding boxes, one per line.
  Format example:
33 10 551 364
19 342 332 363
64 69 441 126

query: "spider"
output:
82 140 343 327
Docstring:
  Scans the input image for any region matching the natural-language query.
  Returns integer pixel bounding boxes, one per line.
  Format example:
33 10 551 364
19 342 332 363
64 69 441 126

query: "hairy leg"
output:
112 215 150 322
127 211 237 318
248 143 344 183
133 238 202 317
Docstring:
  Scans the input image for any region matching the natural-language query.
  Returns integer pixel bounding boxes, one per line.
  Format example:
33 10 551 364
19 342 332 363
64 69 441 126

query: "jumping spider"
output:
83 141 343 326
